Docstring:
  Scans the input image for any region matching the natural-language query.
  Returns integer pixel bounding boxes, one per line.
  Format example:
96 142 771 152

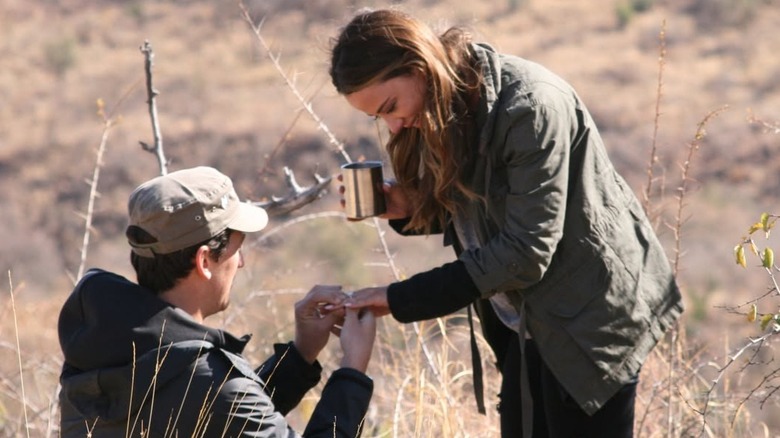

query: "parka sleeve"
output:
459 86 574 296
302 368 373 437
257 343 322 415
216 344 372 437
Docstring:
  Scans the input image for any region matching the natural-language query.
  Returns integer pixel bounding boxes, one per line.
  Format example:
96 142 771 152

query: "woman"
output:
330 9 683 437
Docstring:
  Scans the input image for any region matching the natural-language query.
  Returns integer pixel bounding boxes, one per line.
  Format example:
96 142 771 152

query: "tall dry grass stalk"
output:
8 271 30 438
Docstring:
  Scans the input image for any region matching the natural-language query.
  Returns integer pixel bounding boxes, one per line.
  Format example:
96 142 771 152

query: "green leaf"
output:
760 212 770 230
734 245 747 267
760 313 775 331
747 304 757 322
762 248 774 268
761 213 774 238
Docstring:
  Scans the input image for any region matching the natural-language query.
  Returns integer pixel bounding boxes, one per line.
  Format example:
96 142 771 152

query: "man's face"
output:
208 231 245 315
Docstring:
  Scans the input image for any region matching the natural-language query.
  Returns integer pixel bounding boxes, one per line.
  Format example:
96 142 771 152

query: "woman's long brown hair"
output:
330 9 482 233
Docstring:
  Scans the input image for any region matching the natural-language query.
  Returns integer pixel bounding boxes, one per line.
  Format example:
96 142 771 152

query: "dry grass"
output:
2 0 780 436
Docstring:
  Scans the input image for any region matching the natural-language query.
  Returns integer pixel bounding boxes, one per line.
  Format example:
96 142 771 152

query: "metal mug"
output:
341 161 386 219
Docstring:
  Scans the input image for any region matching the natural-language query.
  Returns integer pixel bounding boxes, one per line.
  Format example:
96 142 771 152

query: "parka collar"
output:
471 42 503 155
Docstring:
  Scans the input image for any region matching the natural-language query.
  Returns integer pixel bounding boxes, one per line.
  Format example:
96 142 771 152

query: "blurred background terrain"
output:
1 0 779 435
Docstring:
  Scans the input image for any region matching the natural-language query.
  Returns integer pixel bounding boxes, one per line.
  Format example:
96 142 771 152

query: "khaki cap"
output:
127 166 268 257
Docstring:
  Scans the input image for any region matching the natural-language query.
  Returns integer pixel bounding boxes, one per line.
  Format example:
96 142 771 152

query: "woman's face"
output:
345 72 426 134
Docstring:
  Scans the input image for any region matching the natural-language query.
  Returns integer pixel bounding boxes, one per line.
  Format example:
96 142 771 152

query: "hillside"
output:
1 0 778 296
1 0 779 434
1 0 779 299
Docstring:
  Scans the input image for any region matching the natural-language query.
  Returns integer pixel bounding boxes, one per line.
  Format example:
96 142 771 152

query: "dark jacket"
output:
387 43 683 415
58 269 372 437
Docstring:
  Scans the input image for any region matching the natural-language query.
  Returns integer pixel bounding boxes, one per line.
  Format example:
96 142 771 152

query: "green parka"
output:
388 44 683 420
455 43 683 415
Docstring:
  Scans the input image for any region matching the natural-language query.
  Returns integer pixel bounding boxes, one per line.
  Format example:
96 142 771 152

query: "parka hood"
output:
57 269 249 422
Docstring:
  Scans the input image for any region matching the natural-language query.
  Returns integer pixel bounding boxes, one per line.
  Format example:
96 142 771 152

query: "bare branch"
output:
258 110 305 177
696 330 779 436
76 116 112 280
643 19 666 218
139 40 168 176
665 105 727 438
747 110 780 135
76 97 126 281
239 3 350 164
672 106 728 275
252 167 332 217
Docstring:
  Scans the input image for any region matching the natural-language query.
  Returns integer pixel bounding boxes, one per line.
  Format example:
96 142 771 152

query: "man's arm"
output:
302 368 373 437
257 342 322 415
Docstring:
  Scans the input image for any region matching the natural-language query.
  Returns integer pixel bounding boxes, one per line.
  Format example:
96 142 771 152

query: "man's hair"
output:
128 226 233 294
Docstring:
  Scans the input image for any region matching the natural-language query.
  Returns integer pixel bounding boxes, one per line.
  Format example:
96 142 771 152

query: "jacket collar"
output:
471 42 502 155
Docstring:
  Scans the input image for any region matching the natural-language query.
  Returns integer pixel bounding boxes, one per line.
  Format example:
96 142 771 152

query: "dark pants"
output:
498 334 637 438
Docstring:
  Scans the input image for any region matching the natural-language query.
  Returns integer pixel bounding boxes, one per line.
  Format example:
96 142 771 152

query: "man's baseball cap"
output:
126 166 268 257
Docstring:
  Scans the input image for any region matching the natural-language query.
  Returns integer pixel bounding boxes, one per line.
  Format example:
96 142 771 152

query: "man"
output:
58 166 375 437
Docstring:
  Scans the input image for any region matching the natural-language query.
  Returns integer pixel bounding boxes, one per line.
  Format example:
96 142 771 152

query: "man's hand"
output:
294 285 347 364
339 308 376 372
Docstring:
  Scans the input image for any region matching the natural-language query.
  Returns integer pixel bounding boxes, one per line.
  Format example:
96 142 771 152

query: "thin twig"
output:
667 105 727 438
239 3 350 164
672 106 728 274
9 271 30 438
75 86 135 281
139 40 168 175
695 331 777 435
731 359 780 430
76 104 114 280
643 19 667 218
258 109 305 177
747 110 780 135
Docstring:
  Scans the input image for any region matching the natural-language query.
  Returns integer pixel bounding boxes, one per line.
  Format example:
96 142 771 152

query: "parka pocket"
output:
540 220 653 377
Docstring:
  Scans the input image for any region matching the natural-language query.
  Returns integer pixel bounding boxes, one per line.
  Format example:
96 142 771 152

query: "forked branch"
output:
139 40 168 176
137 40 327 214
253 167 332 217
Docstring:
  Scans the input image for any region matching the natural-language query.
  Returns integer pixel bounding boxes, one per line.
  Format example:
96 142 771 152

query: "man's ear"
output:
194 245 213 280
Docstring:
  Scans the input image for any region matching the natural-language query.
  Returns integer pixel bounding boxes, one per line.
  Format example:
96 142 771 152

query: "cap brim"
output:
229 203 269 233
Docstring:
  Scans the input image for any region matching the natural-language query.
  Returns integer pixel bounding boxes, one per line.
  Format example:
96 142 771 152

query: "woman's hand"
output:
339 308 376 372
343 286 391 317
379 180 413 220
293 285 347 364
337 175 412 221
